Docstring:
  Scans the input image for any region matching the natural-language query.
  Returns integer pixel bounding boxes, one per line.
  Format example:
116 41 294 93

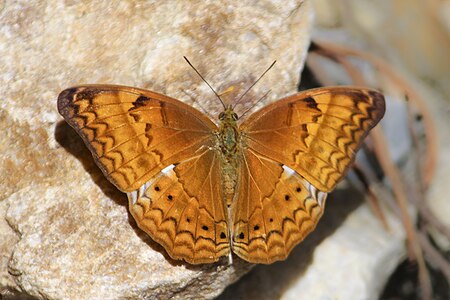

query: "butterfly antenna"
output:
239 90 272 119
232 60 276 110
184 56 226 110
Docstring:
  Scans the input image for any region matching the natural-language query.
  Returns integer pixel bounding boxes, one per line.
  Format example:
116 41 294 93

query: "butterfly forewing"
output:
57 85 217 192
240 87 386 192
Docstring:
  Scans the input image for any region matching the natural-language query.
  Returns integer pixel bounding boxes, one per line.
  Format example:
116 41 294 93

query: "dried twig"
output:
352 164 390 231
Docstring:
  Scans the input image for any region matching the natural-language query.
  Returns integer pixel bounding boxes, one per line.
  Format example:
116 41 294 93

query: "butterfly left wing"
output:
239 86 385 192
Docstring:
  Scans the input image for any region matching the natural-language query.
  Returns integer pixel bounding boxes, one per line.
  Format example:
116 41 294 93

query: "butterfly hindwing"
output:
240 87 385 192
231 148 326 264
128 148 230 264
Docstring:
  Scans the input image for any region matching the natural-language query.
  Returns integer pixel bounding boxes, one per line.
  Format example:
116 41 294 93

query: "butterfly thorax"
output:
217 106 241 206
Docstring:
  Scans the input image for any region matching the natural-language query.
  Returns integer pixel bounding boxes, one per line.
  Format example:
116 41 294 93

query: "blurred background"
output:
313 0 450 98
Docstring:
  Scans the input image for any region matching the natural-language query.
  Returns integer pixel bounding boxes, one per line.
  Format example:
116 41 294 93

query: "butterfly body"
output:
217 106 242 206
58 84 385 264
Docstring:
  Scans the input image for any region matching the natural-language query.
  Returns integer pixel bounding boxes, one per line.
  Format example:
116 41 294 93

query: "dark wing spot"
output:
186 218 190 223
296 187 301 192
220 232 226 239
253 225 259 231
285 194 290 201
154 186 160 191
77 89 101 101
239 232 245 239
144 123 153 147
132 95 151 108
269 218 274 223
167 195 173 200
202 225 209 231
130 112 141 122
138 157 150 169
304 97 320 110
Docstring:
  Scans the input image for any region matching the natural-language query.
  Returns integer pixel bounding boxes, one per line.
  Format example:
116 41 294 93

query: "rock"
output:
0 200 20 296
7 0 444 299
0 0 313 299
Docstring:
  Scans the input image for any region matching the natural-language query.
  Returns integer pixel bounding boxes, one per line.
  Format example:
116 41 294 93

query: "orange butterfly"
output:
58 69 384 264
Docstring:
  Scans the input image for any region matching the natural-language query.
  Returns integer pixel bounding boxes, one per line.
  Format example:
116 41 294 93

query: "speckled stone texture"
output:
0 1 313 299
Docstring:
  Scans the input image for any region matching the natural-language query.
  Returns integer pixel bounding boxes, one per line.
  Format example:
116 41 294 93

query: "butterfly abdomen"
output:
221 162 239 207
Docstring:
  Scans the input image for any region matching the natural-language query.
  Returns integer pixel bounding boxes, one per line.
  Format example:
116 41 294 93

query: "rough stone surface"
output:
0 0 313 299
0 200 19 295
4 1 445 299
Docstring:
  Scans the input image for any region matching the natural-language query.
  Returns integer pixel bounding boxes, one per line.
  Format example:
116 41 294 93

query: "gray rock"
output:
0 0 313 299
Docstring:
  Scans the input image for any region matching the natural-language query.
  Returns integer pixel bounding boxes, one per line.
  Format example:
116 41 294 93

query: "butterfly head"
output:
218 105 239 124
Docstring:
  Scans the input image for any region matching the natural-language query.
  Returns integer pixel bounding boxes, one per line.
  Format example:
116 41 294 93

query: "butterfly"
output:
58 78 385 265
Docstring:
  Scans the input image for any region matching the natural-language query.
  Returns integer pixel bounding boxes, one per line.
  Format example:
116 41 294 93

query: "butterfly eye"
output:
219 112 225 120
232 113 238 121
